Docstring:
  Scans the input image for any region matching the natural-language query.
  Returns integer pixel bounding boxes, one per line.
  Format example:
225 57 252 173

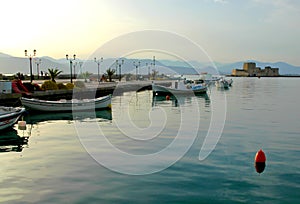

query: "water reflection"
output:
24 110 112 124
152 93 210 107
0 128 29 152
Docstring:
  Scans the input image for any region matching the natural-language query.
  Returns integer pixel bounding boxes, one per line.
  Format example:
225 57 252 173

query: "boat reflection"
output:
24 109 112 124
152 93 210 107
0 128 29 153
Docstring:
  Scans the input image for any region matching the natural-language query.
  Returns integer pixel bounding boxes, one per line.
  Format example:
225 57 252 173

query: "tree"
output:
106 68 116 82
151 69 159 80
15 72 25 80
48 68 62 82
80 71 92 82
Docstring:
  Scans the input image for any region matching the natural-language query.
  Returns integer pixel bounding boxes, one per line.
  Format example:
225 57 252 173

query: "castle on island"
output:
231 62 279 77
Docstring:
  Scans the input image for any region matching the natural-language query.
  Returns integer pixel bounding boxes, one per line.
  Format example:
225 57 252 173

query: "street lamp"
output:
146 63 151 80
35 58 42 79
78 61 83 76
24 49 36 83
133 61 140 81
73 62 77 79
66 54 76 83
153 56 156 80
116 59 124 82
94 57 103 83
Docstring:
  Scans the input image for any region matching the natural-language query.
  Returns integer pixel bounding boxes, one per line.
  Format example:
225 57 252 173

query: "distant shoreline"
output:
226 75 300 78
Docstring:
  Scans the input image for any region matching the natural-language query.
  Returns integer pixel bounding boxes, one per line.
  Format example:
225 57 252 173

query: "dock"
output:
0 81 171 106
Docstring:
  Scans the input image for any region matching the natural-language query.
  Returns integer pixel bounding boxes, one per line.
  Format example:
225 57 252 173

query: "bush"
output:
66 83 74 90
33 83 42 91
74 81 85 88
57 83 67 90
41 80 58 90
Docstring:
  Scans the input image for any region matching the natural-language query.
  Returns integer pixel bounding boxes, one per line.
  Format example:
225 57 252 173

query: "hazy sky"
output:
1 0 300 65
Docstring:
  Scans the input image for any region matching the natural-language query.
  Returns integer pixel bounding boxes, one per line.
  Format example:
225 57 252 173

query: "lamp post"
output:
66 54 76 83
94 57 103 83
146 63 151 80
73 62 77 79
133 61 140 81
149 63 152 80
78 61 83 76
35 58 42 80
24 49 36 83
153 56 156 80
116 59 124 82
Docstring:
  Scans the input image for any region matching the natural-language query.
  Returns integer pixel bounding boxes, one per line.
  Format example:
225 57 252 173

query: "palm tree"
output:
151 69 159 80
106 68 116 82
48 68 62 82
81 71 92 82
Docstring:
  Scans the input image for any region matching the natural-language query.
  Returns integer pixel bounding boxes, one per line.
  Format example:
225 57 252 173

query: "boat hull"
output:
152 84 207 96
21 95 112 112
0 107 26 130
215 81 229 89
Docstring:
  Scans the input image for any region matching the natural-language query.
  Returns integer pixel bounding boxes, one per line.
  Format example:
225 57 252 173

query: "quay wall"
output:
0 81 171 106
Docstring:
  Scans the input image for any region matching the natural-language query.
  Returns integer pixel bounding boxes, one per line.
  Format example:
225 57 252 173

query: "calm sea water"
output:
1 78 299 203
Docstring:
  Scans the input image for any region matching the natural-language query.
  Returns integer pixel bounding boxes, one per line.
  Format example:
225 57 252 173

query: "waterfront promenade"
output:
0 80 171 106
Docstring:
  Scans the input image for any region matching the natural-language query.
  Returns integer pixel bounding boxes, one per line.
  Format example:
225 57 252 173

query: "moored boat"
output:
0 106 26 131
21 95 112 112
152 81 207 96
215 78 230 89
227 78 233 86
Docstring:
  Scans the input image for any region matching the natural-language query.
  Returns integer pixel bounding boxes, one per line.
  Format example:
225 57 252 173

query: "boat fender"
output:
18 121 27 130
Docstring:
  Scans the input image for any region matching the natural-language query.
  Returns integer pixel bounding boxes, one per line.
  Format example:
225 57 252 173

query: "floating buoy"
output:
18 121 27 130
166 95 170 100
255 149 266 173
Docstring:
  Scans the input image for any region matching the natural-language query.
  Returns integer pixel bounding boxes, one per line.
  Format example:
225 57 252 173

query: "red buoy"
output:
255 149 266 173
255 149 266 162
166 95 170 100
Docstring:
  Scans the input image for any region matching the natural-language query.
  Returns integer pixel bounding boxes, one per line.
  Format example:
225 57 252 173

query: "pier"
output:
0 81 171 106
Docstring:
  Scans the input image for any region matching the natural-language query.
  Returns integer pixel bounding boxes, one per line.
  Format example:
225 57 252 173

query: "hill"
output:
217 61 300 75
0 52 300 75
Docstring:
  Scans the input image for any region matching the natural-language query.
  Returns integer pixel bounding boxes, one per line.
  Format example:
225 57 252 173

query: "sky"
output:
1 0 300 65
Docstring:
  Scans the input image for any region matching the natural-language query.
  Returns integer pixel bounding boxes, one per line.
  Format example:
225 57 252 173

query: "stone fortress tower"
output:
232 62 279 77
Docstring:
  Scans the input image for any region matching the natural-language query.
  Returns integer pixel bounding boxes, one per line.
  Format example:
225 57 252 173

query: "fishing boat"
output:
227 78 233 86
152 81 207 96
21 95 112 112
0 106 26 130
215 78 230 89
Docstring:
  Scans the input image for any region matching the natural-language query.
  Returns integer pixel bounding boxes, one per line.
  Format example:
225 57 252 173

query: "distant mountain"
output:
216 61 300 75
0 56 69 75
0 52 13 58
256 61 300 75
0 52 299 75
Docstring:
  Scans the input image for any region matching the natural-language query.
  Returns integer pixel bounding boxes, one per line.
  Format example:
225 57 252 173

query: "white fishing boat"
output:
0 106 26 130
152 81 207 96
21 95 112 112
227 78 233 86
215 78 230 89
